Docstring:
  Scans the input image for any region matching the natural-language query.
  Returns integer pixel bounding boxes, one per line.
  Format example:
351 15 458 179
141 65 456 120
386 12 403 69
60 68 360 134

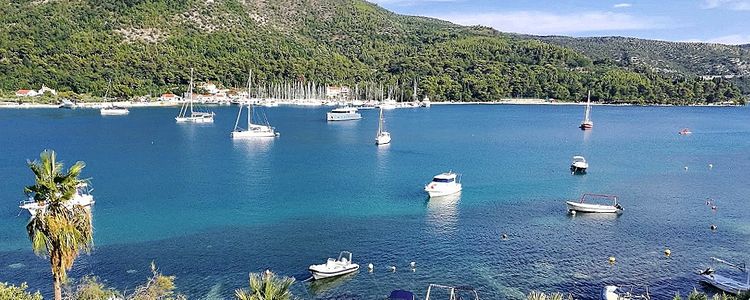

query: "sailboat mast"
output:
378 107 384 135
189 68 195 114
413 79 417 102
585 91 591 121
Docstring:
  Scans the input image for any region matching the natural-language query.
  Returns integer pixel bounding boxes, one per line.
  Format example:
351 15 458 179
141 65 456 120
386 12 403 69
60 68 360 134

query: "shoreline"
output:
0 99 743 109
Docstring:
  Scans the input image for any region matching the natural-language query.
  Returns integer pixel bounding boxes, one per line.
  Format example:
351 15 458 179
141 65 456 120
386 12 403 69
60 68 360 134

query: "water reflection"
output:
306 272 358 296
426 192 462 234
376 143 390 173
582 129 592 143
232 137 275 156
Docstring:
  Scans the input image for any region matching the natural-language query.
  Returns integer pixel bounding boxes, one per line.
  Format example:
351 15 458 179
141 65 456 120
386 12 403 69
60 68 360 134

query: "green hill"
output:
0 0 743 104
530 35 750 76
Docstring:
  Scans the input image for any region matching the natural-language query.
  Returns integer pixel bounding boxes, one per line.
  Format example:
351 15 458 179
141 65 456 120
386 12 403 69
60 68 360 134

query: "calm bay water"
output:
1 104 749 299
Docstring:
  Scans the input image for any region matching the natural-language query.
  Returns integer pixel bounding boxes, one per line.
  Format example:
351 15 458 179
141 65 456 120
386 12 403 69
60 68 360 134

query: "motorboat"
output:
566 193 623 214
425 172 462 198
231 71 279 138
580 91 593 130
698 257 750 294
425 284 479 300
326 107 361 121
375 107 391 145
59 99 76 109
421 97 432 108
19 182 94 216
679 128 692 135
389 290 416 300
175 68 215 123
601 285 650 300
308 251 359 280
100 105 129 115
570 156 588 174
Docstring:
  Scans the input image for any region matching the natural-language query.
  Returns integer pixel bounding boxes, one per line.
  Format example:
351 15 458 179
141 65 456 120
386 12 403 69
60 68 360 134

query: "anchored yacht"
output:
327 107 361 121
425 172 462 198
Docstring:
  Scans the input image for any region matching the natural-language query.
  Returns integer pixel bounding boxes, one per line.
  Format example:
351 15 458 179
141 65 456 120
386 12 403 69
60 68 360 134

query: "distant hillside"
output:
0 0 743 104
530 36 750 76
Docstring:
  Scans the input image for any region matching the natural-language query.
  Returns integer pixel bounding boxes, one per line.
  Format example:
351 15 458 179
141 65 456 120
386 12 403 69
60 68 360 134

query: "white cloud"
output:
613 3 632 8
686 34 750 45
703 0 750 10
429 11 663 35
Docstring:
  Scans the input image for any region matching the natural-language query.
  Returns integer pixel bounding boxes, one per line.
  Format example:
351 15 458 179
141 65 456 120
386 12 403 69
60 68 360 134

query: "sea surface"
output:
1 104 749 299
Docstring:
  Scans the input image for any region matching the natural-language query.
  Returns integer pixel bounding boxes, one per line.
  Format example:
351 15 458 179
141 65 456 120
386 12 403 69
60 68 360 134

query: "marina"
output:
1 104 749 299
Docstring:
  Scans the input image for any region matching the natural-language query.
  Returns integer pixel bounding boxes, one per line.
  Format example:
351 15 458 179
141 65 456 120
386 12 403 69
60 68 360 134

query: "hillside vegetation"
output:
0 0 744 104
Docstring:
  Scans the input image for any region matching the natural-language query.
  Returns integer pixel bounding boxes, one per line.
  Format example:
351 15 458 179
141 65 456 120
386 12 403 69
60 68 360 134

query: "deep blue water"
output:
1 104 749 299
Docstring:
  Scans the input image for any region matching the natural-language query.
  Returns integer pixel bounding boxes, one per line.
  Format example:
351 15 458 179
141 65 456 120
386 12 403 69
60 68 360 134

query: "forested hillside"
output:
0 0 743 104
533 36 750 76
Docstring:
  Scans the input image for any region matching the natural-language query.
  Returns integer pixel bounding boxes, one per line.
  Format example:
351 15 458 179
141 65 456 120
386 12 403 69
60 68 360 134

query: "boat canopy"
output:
389 290 415 300
331 107 358 113
578 193 618 204
572 156 586 162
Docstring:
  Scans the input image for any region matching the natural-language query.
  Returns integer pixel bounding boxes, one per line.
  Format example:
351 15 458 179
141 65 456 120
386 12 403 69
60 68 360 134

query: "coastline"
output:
0 98 743 109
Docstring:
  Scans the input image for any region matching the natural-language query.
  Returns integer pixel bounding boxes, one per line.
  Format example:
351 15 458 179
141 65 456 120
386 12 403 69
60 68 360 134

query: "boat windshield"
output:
432 177 454 183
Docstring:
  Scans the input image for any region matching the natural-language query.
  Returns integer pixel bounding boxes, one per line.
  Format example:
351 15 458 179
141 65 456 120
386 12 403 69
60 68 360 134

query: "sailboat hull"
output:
579 122 593 130
231 130 279 138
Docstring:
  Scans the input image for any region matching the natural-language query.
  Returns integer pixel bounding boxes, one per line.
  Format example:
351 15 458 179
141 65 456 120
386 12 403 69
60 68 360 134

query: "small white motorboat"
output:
698 257 750 294
570 156 589 174
100 105 129 115
566 193 623 214
308 251 359 280
59 99 76 109
326 107 362 121
425 172 462 198
601 285 650 300
20 183 95 216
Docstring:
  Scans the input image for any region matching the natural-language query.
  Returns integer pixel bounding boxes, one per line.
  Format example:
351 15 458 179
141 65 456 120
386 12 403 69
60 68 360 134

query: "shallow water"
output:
1 104 749 299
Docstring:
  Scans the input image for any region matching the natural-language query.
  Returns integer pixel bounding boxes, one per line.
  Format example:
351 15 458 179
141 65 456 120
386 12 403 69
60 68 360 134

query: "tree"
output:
24 150 93 300
235 271 295 300
0 282 43 300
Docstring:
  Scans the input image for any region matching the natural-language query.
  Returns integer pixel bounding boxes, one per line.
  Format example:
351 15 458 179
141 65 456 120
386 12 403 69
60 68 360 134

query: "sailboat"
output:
100 79 129 116
579 91 593 130
175 68 215 123
375 107 391 145
231 71 279 138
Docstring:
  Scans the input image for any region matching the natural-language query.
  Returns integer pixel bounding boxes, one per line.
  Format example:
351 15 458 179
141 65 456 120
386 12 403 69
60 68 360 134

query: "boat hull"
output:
231 130 279 138
425 185 462 198
176 116 213 123
327 113 362 121
376 134 391 145
566 201 621 213
100 109 129 115
579 123 593 130
309 265 359 280
700 273 750 294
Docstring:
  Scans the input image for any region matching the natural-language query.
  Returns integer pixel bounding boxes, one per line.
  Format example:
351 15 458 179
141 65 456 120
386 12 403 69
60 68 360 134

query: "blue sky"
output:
368 0 750 44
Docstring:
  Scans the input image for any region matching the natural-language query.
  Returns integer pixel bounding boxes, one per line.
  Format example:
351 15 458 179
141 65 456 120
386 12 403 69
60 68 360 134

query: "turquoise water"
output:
1 105 749 299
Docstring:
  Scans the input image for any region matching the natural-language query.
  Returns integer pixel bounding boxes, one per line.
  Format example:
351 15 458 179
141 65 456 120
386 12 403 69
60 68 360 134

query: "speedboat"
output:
326 107 361 121
570 156 588 174
698 257 750 294
100 105 129 115
425 172 462 198
679 128 692 135
425 284 479 300
601 285 650 300
566 193 623 214
308 251 359 280
20 183 94 216
59 99 76 109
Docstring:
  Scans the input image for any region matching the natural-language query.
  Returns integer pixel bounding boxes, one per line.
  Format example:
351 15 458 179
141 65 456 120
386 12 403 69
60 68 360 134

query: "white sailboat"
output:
176 68 215 123
580 91 593 130
100 79 129 116
231 71 279 138
375 107 391 145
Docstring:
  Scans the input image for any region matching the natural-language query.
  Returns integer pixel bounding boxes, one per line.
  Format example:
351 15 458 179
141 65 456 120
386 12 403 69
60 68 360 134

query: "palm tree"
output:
24 150 93 300
235 271 295 300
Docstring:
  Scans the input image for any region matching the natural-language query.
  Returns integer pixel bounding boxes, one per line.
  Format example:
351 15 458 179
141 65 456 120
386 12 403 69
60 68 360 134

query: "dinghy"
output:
308 251 359 280
566 193 623 214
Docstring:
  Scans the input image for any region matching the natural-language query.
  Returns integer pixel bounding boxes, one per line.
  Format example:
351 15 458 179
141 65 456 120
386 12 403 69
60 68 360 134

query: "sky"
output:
368 0 750 45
